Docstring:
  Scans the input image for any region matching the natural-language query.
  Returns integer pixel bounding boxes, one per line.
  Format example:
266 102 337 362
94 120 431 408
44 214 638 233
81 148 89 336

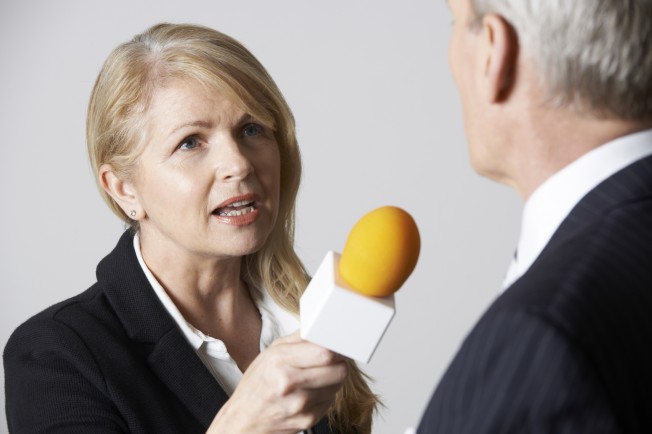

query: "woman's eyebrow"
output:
237 113 256 124
169 120 213 136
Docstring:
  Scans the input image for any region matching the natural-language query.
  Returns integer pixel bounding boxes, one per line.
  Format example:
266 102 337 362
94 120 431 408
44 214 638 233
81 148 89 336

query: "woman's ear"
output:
477 13 519 103
99 164 144 220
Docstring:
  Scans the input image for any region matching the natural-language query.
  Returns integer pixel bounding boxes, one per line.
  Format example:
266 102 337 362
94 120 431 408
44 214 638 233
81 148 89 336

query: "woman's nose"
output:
214 137 254 181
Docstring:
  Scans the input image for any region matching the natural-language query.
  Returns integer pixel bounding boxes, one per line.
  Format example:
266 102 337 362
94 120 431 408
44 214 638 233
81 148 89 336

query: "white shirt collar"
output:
132 234 300 353
502 128 652 289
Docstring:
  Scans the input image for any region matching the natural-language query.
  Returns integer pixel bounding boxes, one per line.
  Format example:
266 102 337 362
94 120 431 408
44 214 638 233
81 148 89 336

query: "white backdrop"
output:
0 1 521 433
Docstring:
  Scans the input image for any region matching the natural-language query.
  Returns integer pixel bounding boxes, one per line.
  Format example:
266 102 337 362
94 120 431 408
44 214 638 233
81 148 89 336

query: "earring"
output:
129 210 137 218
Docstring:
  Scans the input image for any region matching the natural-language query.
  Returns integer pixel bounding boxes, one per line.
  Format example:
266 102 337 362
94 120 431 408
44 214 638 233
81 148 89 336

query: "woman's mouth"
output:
212 196 260 225
216 200 257 217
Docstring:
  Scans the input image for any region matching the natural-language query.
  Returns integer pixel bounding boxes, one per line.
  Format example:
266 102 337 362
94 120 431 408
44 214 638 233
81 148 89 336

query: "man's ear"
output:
99 164 144 220
477 13 519 103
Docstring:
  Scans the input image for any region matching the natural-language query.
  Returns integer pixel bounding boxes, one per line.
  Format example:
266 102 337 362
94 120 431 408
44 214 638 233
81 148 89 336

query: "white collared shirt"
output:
133 236 310 433
502 128 652 289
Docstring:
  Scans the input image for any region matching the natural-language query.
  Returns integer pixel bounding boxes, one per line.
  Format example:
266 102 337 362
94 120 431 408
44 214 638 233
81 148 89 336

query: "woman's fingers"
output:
271 332 346 369
291 361 349 390
208 333 348 434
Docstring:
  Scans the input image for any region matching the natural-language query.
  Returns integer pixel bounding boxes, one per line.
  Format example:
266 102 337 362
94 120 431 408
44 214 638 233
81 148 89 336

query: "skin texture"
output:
100 80 348 433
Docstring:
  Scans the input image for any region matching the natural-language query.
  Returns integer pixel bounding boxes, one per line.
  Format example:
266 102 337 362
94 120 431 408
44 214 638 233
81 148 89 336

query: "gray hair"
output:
470 0 652 121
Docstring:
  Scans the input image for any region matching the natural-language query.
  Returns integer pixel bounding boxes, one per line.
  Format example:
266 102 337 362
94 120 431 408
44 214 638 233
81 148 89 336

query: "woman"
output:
4 23 377 433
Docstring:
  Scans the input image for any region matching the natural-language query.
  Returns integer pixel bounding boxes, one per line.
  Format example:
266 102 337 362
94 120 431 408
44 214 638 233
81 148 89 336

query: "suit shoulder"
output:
4 283 109 358
20 281 106 323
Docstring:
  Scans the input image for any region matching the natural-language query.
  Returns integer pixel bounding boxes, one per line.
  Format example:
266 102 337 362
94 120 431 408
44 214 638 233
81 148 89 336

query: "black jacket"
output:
4 231 333 433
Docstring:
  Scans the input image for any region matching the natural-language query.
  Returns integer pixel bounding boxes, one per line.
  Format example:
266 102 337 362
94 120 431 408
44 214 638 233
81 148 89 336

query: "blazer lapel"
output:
148 328 229 427
98 231 228 429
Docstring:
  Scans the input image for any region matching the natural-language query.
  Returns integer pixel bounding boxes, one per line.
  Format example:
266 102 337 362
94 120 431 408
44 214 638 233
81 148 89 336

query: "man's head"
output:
448 0 652 196
469 0 652 121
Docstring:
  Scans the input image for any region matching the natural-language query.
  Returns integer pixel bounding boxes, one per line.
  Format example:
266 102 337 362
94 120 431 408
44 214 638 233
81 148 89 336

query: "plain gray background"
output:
0 0 521 433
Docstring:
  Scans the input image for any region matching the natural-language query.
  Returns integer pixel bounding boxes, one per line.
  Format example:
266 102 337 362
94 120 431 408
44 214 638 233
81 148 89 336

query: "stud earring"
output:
129 210 137 218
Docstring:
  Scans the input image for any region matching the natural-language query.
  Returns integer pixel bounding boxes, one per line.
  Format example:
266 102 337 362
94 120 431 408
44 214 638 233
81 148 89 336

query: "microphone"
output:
300 206 420 363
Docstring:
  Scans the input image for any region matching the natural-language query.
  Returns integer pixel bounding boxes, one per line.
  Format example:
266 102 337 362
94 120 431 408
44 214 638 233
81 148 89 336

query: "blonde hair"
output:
87 23 378 432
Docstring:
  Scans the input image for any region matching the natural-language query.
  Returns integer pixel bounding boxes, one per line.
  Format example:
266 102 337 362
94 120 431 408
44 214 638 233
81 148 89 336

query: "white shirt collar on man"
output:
502 128 652 290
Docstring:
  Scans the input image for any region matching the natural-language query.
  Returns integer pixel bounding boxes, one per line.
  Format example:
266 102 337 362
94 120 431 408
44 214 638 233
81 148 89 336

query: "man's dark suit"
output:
4 231 333 433
418 153 652 433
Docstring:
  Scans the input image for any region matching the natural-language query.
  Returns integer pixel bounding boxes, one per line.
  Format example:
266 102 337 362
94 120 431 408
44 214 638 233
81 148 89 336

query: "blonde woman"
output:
4 23 377 434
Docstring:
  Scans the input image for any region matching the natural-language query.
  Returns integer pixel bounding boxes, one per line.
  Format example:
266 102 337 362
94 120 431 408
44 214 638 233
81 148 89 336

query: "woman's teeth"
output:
217 200 256 217
219 206 255 217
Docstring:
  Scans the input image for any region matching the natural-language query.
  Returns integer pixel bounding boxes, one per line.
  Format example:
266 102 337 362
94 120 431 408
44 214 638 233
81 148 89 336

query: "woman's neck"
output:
137 230 258 343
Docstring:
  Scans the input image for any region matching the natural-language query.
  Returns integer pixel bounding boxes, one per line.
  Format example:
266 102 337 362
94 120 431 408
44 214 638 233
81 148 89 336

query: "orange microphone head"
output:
338 206 420 297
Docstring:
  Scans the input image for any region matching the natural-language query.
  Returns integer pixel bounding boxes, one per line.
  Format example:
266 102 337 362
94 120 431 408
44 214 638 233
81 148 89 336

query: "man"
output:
418 0 652 432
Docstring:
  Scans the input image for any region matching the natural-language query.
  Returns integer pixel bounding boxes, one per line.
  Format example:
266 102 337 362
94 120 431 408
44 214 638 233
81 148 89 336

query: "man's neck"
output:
511 110 652 200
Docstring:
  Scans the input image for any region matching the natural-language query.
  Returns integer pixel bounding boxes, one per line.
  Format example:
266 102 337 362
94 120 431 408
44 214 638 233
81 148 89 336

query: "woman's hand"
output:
207 331 348 434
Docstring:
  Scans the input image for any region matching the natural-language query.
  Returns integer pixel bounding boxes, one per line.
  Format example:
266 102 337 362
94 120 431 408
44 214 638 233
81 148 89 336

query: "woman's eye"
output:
242 123 265 137
178 136 199 150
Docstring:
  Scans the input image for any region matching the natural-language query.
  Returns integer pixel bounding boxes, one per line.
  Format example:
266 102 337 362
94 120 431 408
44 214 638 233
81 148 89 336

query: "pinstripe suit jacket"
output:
418 154 652 433
4 231 333 434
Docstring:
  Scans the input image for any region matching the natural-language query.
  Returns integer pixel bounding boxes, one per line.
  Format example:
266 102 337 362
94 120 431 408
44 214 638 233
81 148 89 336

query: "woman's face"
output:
131 79 281 262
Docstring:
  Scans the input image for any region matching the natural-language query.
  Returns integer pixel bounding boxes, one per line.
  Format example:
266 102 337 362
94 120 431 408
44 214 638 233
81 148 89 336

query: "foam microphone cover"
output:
300 206 420 363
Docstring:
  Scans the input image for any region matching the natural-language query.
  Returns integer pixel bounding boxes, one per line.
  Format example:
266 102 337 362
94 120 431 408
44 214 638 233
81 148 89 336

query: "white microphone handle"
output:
300 251 396 364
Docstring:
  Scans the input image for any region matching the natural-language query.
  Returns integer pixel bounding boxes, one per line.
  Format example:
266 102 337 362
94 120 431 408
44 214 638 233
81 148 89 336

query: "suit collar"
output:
540 153 652 259
504 132 652 290
96 230 228 428
148 327 229 427
96 230 175 342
